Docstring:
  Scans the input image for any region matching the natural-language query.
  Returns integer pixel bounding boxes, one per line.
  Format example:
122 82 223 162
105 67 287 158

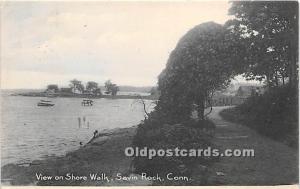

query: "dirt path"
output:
207 106 298 185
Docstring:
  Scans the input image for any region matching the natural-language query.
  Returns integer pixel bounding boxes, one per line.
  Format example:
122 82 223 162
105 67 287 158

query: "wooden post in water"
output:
78 117 81 128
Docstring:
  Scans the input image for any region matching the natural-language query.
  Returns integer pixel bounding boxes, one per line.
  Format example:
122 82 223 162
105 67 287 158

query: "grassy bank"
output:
132 111 218 185
220 85 298 148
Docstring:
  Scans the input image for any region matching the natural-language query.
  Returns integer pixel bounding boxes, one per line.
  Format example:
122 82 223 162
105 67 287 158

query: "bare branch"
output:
136 95 150 118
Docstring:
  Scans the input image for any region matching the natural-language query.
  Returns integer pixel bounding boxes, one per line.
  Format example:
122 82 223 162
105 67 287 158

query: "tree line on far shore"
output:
46 79 119 96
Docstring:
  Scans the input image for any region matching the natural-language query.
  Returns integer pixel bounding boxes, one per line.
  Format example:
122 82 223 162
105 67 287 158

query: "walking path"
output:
207 106 298 185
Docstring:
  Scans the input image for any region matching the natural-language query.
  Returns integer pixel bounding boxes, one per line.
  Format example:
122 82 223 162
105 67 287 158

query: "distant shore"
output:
11 92 159 100
1 126 151 186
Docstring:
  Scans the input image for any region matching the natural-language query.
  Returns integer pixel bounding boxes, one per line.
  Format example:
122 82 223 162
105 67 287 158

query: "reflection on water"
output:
1 94 154 165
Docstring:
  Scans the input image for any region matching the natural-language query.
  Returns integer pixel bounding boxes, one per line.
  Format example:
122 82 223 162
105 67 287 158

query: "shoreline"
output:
11 92 158 100
1 126 151 186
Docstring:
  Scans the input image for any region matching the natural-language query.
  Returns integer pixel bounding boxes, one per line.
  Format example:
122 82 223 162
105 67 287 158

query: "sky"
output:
1 1 234 89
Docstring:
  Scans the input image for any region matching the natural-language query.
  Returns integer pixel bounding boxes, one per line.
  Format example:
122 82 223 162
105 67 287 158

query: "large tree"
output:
46 84 59 93
226 1 298 87
86 81 101 96
69 79 84 94
157 22 234 122
104 80 119 96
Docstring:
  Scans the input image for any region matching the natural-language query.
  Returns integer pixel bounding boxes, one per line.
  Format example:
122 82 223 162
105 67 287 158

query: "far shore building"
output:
235 85 264 98
209 85 264 106
71 88 82 94
60 88 72 93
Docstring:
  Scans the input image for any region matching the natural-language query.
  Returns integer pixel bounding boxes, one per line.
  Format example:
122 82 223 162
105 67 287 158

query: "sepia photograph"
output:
0 0 299 187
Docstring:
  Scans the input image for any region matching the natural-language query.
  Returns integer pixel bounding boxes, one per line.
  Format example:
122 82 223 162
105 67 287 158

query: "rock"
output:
216 171 225 176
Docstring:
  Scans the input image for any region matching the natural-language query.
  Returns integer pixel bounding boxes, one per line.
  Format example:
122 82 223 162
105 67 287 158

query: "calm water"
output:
1 92 154 166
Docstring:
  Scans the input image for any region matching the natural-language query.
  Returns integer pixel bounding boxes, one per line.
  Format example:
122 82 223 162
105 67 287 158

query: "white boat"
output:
37 100 54 106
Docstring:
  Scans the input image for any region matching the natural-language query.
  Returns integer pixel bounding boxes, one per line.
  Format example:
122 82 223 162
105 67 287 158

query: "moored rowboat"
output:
37 100 55 106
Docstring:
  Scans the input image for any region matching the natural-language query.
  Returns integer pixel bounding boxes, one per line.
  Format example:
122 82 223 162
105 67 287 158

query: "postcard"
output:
1 1 298 187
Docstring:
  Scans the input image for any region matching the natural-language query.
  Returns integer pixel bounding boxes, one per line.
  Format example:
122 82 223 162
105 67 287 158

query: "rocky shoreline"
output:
1 126 151 186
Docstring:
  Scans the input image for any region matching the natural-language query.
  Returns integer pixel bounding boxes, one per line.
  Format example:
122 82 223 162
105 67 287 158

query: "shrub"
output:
132 114 216 184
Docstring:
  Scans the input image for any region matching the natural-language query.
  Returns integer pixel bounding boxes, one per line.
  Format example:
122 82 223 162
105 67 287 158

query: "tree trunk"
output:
275 73 279 86
266 73 271 90
197 99 205 120
288 32 298 88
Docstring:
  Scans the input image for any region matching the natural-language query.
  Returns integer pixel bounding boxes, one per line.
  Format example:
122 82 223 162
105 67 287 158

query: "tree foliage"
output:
155 1 299 122
104 80 119 96
157 22 235 122
86 81 98 91
69 79 84 94
226 1 298 87
86 81 101 96
46 84 59 93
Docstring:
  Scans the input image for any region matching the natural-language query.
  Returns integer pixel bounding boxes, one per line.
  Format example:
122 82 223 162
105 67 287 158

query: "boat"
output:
40 100 52 102
37 99 55 106
37 102 54 106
